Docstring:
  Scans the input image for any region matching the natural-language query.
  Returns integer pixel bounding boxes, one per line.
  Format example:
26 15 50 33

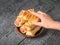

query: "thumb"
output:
32 22 42 27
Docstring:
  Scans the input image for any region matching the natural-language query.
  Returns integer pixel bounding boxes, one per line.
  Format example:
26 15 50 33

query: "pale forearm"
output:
31 11 60 30
50 21 60 30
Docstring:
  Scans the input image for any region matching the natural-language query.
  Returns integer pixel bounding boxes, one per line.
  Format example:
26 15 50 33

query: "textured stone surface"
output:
0 30 25 45
19 29 55 45
45 30 60 45
0 0 60 45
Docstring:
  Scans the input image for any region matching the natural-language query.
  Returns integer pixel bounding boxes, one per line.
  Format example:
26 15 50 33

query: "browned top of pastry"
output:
14 9 41 27
14 9 41 36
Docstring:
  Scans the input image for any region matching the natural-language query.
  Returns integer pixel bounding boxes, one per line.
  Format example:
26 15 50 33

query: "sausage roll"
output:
14 9 41 36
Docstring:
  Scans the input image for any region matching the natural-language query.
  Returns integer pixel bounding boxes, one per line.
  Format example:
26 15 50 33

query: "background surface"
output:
0 0 60 45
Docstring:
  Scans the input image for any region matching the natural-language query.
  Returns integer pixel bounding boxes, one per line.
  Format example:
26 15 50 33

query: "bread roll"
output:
14 9 41 36
26 26 41 36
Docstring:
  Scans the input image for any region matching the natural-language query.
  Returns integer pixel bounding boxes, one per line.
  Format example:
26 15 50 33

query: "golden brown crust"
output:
14 9 41 36
26 26 41 36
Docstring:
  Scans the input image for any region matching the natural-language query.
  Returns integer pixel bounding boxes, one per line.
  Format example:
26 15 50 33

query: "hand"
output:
31 11 55 28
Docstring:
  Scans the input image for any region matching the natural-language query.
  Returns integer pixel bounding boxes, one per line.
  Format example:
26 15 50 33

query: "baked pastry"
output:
14 9 42 37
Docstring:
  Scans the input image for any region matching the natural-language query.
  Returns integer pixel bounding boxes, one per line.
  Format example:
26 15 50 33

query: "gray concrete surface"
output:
0 0 60 45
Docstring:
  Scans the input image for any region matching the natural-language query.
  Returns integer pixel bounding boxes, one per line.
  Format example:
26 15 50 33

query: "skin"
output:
30 11 60 30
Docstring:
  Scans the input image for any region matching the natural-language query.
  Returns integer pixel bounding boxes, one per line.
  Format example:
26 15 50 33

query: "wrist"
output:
48 20 55 29
49 21 60 30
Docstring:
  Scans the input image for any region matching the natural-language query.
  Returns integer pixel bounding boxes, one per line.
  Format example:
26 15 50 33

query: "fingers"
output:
37 11 43 14
32 22 42 27
30 12 40 18
30 12 44 19
37 11 46 15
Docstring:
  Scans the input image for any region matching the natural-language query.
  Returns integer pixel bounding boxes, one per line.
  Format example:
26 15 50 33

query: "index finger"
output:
30 12 41 18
